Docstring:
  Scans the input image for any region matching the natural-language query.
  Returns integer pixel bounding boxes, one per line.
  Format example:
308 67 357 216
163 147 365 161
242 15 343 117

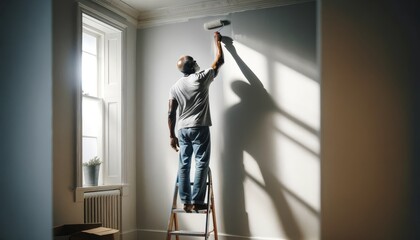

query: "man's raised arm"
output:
211 32 224 77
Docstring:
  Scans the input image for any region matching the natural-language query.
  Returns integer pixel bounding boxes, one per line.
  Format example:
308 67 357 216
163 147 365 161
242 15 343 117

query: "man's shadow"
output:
221 36 302 239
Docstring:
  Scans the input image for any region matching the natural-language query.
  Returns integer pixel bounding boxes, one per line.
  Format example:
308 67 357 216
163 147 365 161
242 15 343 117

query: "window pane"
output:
82 137 98 164
82 97 102 137
82 52 98 96
82 32 97 55
82 136 99 186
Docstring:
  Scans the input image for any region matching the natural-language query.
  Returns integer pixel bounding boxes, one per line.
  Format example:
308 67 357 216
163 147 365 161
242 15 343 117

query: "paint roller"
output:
203 19 230 31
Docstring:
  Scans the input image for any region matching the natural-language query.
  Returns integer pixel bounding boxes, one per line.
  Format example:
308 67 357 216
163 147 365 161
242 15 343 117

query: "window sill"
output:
75 184 129 202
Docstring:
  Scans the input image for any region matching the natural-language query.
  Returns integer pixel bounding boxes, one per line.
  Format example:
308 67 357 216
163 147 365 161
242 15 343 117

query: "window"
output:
80 13 123 186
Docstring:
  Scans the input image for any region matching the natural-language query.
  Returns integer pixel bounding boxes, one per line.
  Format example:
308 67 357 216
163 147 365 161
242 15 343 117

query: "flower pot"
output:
83 165 100 186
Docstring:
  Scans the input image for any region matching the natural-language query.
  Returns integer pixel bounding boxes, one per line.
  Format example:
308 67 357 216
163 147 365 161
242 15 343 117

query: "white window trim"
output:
75 2 128 201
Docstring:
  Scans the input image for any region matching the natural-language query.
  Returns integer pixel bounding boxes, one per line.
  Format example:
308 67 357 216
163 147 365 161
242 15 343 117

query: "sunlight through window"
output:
274 63 320 130
220 39 320 224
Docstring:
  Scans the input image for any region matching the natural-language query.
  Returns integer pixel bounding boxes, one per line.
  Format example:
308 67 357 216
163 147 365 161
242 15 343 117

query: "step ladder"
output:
166 168 218 240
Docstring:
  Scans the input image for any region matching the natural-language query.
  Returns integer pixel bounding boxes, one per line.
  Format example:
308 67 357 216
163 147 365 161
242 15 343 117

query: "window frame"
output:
76 3 128 198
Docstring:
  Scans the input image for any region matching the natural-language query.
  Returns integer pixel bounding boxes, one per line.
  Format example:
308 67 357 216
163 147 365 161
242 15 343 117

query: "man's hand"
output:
170 137 179 152
214 32 222 42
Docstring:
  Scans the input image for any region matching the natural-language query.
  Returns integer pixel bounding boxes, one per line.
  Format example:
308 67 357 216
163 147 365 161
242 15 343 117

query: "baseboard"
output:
136 229 288 240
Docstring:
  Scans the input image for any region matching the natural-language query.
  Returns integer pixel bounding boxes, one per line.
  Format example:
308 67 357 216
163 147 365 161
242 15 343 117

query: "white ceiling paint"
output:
94 0 313 28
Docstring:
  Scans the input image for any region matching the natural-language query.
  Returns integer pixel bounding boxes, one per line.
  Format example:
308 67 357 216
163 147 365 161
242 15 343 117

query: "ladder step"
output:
172 208 211 214
169 230 208 237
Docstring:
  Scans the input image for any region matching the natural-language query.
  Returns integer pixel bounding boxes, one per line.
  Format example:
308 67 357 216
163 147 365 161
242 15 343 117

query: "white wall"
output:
53 1 138 239
136 2 318 239
122 14 139 240
0 0 52 239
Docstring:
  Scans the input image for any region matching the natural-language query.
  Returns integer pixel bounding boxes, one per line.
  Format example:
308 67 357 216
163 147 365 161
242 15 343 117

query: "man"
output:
168 32 224 212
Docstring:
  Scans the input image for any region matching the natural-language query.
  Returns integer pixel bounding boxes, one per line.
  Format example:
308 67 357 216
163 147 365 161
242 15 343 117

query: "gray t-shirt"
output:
169 68 215 129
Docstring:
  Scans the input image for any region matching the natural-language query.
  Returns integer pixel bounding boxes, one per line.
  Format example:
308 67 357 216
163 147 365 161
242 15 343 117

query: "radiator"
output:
84 189 121 231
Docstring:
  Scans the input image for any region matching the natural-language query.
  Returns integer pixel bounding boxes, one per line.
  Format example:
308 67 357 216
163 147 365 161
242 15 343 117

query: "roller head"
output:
204 19 230 30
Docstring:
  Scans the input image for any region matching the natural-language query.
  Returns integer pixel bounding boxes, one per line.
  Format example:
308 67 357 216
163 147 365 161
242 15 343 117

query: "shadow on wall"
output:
221 36 320 239
221 36 300 239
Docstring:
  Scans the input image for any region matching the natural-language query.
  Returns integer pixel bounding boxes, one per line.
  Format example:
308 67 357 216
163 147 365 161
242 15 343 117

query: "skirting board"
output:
137 229 289 240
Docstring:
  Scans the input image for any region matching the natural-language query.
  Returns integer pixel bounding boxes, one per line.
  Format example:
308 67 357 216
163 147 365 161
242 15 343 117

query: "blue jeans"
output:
178 126 211 204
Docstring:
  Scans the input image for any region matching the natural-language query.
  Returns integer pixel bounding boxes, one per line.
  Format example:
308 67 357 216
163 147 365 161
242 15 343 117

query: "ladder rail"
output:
166 180 180 240
204 169 212 240
209 170 218 240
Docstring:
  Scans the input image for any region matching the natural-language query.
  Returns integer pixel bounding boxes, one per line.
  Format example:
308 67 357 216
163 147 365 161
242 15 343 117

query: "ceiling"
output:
96 0 311 28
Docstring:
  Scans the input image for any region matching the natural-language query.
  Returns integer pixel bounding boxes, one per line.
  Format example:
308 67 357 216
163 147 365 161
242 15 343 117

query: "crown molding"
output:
91 0 139 25
99 0 314 29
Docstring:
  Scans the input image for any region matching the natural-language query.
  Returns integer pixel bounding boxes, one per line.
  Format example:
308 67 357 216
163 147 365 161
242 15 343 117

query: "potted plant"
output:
83 156 102 186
